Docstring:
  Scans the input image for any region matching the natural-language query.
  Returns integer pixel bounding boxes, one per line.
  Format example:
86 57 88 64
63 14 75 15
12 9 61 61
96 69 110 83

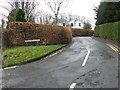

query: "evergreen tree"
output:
83 21 91 30
94 2 120 25
15 9 26 22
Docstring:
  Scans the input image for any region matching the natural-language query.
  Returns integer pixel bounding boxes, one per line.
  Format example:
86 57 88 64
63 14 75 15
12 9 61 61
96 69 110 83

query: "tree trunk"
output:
55 14 58 25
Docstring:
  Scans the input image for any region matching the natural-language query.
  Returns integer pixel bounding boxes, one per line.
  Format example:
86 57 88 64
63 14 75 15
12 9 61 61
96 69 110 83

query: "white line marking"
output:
43 48 64 60
0 66 17 70
82 49 91 66
4 66 17 70
69 83 76 90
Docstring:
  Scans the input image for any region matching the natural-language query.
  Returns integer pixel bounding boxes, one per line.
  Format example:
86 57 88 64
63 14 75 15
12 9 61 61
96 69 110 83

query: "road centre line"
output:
82 49 91 66
69 83 76 90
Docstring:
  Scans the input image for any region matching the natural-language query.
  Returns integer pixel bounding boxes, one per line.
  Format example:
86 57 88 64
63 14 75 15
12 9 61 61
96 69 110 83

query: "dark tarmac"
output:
1 37 118 88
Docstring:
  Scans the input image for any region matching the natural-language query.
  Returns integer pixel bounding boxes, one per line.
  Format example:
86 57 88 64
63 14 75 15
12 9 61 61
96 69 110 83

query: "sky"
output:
0 0 101 28
37 0 101 28
67 0 101 26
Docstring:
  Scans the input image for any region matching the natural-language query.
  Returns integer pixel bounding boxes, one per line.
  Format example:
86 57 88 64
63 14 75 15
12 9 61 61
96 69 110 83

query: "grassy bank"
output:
3 45 65 67
94 21 120 42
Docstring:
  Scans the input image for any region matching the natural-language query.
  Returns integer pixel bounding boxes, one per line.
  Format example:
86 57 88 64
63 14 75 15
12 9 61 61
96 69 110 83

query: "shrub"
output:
94 21 119 42
15 9 26 22
3 22 72 46
71 28 94 37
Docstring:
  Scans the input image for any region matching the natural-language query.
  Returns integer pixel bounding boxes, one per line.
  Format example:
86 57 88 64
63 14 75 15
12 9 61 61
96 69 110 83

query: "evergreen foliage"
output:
83 21 91 30
15 9 26 22
94 2 120 25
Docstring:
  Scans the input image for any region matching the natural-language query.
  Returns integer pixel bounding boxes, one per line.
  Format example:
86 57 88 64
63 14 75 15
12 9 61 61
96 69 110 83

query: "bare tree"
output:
1 0 20 12
35 11 53 24
1 19 5 29
1 0 39 22
24 0 39 22
45 0 69 25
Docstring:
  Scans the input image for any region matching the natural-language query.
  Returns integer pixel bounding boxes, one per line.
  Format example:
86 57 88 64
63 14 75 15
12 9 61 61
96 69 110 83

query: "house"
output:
57 19 84 29
57 19 68 26
68 19 84 29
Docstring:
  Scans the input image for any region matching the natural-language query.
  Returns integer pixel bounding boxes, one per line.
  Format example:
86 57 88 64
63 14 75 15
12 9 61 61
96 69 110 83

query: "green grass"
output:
3 45 65 67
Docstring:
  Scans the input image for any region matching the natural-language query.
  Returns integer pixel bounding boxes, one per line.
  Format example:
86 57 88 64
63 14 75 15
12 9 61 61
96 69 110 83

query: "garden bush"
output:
94 21 120 42
3 22 72 46
71 28 94 37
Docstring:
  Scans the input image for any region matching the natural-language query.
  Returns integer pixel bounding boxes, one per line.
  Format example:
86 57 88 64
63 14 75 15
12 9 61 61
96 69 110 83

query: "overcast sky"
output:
0 0 101 28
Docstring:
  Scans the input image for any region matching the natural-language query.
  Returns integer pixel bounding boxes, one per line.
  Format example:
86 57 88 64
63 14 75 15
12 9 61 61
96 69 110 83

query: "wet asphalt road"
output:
2 37 118 88
0 50 2 89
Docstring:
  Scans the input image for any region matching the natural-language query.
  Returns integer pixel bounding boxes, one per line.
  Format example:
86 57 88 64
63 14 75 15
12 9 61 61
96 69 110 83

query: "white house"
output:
57 19 84 29
57 19 68 26
68 20 84 29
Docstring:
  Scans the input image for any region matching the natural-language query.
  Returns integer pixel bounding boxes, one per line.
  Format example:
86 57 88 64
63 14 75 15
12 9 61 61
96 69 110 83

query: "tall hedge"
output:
94 21 120 42
3 22 72 46
71 28 94 37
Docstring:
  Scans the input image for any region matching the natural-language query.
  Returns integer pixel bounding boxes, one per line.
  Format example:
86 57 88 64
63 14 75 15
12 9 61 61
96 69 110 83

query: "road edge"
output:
1 44 69 69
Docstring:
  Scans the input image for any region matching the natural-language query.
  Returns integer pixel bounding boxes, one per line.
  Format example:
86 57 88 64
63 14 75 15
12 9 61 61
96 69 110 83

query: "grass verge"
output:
3 45 65 67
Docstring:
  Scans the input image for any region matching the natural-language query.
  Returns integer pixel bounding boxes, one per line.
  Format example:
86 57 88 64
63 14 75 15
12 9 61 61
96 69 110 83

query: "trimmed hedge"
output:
94 21 120 42
71 28 94 37
3 22 72 46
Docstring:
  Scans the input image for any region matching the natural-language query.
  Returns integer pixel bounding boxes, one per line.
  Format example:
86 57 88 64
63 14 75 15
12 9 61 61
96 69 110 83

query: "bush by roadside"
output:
71 28 94 37
3 22 72 46
94 21 120 42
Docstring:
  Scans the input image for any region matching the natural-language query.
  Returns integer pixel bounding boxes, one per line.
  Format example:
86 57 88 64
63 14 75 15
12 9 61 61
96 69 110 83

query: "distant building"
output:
57 19 84 29
57 19 68 26
68 20 84 29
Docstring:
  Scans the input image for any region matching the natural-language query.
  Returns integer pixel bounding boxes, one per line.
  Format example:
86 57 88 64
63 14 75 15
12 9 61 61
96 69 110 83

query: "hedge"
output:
71 28 94 37
3 22 72 46
94 21 120 42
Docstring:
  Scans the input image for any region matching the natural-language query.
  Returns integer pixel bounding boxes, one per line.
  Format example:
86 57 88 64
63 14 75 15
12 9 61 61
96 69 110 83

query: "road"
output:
1 37 118 89
0 37 2 89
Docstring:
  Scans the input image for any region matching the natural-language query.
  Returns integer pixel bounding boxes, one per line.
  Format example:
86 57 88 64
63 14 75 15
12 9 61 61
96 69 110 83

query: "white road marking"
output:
82 49 91 66
0 66 17 70
69 83 76 90
43 48 64 60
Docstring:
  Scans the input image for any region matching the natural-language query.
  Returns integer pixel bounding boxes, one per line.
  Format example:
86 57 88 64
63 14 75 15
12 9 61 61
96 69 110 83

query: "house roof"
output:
58 19 68 24
69 19 82 24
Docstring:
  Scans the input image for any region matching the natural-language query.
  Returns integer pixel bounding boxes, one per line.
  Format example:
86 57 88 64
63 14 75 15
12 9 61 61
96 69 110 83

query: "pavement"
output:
1 37 119 89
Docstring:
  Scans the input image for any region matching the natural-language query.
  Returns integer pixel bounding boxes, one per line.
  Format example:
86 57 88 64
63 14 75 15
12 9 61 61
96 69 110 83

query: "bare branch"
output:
45 1 55 13
1 6 11 12
7 0 15 9
44 0 69 24
0 12 8 19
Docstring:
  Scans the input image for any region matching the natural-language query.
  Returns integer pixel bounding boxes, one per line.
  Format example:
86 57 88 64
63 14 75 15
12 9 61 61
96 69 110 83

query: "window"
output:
71 23 73 27
79 23 81 26
63 23 65 26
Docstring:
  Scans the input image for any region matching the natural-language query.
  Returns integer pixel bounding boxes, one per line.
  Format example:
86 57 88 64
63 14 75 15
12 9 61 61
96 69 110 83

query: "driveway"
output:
2 37 118 88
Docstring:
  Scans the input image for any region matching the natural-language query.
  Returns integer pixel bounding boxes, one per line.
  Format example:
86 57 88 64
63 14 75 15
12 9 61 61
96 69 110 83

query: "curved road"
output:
2 37 118 88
